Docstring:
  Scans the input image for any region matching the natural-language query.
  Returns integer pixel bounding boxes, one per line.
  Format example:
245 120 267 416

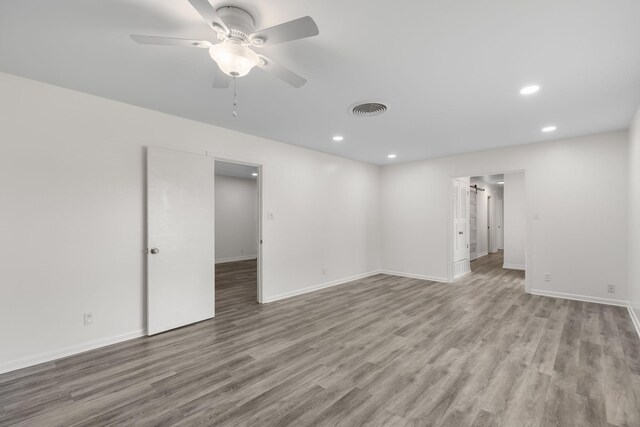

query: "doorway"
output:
146 148 264 336
449 171 527 287
214 160 262 313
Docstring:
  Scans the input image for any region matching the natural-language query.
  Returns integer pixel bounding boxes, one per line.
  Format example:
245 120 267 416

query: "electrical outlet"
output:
84 313 93 326
322 267 327 276
544 273 551 282
240 248 245 254
608 285 615 294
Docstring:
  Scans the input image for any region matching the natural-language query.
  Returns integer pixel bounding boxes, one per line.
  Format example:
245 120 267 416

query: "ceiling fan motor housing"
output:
216 6 255 44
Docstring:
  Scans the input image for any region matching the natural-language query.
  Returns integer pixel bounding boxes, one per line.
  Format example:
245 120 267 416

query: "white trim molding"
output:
454 270 472 280
0 329 145 375
628 303 640 339
215 255 257 264
263 271 381 303
476 251 489 258
503 263 526 271
529 289 628 307
379 270 450 283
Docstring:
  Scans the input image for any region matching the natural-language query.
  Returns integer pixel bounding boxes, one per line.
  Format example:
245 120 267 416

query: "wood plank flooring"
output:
215 259 258 315
2 253 640 426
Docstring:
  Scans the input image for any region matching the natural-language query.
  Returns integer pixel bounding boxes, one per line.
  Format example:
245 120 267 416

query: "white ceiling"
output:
1 0 639 165
215 160 257 178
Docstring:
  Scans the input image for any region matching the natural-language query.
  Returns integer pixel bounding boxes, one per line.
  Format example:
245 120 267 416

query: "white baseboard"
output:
476 251 489 258
529 290 639 340
379 270 450 283
0 329 145 375
528 289 628 307
628 303 640 340
503 263 525 271
215 255 257 264
263 271 382 303
454 269 472 280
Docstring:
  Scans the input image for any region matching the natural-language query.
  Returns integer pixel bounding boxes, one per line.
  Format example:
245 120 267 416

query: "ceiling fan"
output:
131 0 319 88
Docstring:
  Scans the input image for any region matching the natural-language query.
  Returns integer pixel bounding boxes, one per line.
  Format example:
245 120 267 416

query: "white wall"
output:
629 105 640 326
503 172 526 269
380 131 628 301
215 175 258 263
0 72 381 373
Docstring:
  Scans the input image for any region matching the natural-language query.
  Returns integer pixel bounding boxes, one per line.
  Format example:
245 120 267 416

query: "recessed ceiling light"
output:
497 181 504 184
332 135 344 142
387 154 397 159
251 172 258 177
520 85 541 95
542 126 557 133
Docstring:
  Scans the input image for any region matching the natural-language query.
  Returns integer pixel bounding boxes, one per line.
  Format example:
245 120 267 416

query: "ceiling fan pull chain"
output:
232 76 238 118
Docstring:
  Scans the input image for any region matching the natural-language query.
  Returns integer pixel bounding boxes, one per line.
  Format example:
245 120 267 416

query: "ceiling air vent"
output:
350 102 388 117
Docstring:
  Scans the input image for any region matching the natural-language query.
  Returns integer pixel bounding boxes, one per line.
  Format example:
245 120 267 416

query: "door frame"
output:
447 169 530 292
211 155 264 304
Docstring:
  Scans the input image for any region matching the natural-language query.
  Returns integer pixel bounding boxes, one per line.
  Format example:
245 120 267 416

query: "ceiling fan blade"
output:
252 16 318 45
187 0 229 33
130 35 212 48
256 56 307 88
212 65 231 88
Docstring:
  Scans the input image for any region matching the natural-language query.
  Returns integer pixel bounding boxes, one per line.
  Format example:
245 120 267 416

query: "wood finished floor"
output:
2 254 640 426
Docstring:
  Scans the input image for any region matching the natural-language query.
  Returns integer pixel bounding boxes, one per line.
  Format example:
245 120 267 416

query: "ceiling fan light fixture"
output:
209 42 258 77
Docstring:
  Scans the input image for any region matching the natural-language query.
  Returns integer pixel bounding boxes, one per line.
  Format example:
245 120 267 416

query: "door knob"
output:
458 231 463 235
150 248 160 254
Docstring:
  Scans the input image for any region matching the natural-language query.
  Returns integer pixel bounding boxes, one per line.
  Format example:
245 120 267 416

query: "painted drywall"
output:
215 175 258 263
629 105 640 327
503 172 526 269
0 72 381 373
381 131 628 300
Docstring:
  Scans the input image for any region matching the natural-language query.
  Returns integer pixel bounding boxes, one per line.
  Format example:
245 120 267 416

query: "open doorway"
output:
469 175 504 271
214 160 261 314
451 172 525 281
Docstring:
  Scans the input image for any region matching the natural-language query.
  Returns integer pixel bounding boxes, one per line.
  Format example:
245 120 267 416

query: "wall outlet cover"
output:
83 313 94 326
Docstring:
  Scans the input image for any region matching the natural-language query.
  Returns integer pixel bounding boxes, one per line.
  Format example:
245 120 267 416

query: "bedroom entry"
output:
214 160 262 313
146 148 263 336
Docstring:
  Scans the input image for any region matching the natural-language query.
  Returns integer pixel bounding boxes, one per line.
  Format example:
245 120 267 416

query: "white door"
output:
453 179 470 262
147 147 215 335
495 198 504 250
